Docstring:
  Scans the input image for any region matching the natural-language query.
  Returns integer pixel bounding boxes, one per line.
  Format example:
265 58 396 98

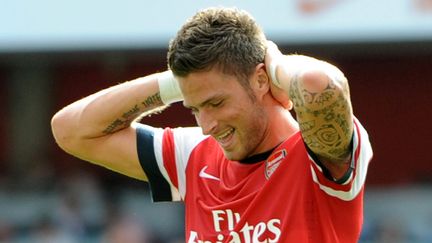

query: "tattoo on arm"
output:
289 74 353 162
102 93 163 135
142 93 163 108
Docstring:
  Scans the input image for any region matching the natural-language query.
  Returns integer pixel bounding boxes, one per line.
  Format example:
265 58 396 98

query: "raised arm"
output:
265 42 353 175
51 71 180 180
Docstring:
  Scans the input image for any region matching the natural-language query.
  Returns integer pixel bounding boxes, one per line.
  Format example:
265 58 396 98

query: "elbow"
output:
301 70 332 92
51 110 77 153
300 58 348 90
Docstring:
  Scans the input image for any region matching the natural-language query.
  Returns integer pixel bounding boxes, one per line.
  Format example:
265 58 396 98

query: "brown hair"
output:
167 7 266 87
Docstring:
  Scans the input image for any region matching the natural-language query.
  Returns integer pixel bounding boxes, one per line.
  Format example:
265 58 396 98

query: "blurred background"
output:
1 0 431 242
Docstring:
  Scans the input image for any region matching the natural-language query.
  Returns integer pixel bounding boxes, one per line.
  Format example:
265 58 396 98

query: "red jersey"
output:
136 118 373 243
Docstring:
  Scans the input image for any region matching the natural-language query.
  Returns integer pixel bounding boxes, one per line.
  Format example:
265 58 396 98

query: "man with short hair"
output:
52 7 373 242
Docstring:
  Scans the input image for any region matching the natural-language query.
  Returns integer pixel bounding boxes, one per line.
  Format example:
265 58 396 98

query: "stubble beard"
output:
226 105 268 161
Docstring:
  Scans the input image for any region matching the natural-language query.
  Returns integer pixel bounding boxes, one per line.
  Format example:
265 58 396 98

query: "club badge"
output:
265 149 287 179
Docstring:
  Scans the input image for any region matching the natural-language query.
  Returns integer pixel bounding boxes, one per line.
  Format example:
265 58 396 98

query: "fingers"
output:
265 41 284 88
266 40 278 52
265 40 284 78
265 41 282 59
270 84 292 110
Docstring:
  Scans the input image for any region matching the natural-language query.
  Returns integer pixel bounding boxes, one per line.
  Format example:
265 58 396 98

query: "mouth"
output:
215 128 235 148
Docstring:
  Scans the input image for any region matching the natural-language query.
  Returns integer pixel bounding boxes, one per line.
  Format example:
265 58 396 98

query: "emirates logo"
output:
265 149 287 179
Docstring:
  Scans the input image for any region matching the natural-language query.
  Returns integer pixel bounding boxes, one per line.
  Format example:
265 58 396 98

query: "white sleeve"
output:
136 124 207 202
308 117 374 201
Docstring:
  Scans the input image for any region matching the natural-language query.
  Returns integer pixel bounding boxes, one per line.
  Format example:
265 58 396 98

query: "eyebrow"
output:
183 94 225 109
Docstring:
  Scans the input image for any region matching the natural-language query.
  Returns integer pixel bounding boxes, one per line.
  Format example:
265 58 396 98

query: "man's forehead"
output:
178 71 235 92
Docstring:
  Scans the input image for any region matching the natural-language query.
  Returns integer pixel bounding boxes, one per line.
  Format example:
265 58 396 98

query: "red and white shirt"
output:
136 118 373 243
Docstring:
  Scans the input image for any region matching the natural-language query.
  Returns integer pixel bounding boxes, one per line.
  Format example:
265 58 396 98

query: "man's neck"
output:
268 107 299 144
252 104 299 157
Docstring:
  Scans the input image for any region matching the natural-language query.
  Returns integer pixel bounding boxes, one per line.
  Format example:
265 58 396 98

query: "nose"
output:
196 110 217 135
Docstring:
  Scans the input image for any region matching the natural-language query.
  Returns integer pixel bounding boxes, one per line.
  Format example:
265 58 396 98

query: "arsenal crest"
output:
265 149 287 179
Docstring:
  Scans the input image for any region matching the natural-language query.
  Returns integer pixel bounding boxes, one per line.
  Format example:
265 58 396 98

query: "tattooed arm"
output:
266 42 353 178
51 72 169 181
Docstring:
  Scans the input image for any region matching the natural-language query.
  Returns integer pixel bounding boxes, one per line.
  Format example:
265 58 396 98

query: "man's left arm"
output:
266 42 353 179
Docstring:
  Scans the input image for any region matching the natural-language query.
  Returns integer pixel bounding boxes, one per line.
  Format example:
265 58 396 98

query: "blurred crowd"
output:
0 165 184 243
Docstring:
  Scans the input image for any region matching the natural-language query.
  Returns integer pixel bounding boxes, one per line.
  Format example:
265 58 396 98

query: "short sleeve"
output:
308 118 373 201
136 124 207 202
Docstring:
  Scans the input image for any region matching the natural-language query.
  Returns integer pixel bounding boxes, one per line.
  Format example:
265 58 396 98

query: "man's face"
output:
178 67 269 161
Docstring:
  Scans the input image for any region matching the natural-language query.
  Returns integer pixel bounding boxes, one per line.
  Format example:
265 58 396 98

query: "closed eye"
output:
183 96 225 115
209 100 223 108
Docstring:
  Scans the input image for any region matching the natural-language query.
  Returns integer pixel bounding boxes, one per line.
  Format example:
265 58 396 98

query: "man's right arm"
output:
51 71 178 181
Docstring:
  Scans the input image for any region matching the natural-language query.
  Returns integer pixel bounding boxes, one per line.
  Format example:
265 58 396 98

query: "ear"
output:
250 63 270 100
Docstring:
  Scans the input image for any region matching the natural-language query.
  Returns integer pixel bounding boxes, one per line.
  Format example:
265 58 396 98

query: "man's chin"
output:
223 149 247 162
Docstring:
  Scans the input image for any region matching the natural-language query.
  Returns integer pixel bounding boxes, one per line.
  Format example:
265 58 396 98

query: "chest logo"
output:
265 149 287 179
199 165 220 181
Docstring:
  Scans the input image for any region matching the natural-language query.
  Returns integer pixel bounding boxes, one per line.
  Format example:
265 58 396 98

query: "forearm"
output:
84 75 164 137
52 72 169 142
275 55 353 162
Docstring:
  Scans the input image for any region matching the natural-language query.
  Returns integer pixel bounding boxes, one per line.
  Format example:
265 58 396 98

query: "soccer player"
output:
51 7 373 243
